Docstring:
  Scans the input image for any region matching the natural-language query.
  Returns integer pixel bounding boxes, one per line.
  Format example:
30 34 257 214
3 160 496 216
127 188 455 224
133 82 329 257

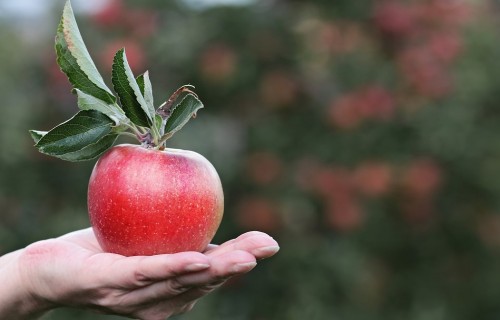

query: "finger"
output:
103 252 211 288
206 231 279 255
205 232 280 260
126 249 256 305
115 250 257 311
175 249 257 286
169 249 260 307
167 281 224 310
204 231 270 253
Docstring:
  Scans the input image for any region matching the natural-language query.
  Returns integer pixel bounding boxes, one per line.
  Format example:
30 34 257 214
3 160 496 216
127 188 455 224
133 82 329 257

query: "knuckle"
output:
166 279 189 295
133 257 153 285
197 286 216 295
132 269 150 285
93 289 135 315
94 290 120 308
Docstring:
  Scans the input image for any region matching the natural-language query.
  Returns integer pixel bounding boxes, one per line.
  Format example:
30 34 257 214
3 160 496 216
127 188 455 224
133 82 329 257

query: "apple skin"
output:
87 144 224 256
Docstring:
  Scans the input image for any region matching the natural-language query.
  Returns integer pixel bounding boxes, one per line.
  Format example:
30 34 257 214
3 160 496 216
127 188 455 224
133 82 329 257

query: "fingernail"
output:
231 262 257 273
254 246 280 256
185 263 210 272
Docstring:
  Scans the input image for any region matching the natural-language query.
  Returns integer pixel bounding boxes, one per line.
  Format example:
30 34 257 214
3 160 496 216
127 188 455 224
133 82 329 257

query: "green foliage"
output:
163 94 204 139
111 48 152 127
32 0 201 161
55 1 115 104
32 110 117 161
75 89 127 125
136 71 155 114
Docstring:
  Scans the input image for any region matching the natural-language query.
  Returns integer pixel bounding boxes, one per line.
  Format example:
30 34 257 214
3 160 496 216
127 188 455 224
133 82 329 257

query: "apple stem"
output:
139 132 156 148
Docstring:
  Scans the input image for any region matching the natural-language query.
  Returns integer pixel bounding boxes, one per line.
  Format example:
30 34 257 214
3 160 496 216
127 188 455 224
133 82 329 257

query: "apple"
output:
87 144 224 256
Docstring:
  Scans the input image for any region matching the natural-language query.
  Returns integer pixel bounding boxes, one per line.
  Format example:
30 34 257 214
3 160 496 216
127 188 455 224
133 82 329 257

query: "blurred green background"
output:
2 0 500 319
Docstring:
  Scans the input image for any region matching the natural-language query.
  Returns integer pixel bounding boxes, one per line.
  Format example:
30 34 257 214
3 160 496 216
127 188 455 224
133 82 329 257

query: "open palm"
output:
18 228 279 320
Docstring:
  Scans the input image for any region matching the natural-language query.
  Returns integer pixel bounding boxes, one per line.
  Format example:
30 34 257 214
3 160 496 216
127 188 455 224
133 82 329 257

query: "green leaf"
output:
29 130 47 144
156 85 197 121
155 114 165 136
137 72 162 135
112 48 153 127
136 73 144 94
34 110 115 160
76 89 127 125
136 71 154 112
56 133 117 162
55 1 115 104
163 94 204 138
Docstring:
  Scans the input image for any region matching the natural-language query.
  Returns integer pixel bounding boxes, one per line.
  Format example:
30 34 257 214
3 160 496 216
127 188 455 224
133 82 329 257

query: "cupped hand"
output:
16 228 279 320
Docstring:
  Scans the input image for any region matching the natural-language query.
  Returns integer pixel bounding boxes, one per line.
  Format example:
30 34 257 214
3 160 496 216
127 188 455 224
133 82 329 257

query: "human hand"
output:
1 228 279 320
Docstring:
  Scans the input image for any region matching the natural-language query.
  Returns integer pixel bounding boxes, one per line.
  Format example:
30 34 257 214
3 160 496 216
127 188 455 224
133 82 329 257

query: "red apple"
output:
87 144 224 256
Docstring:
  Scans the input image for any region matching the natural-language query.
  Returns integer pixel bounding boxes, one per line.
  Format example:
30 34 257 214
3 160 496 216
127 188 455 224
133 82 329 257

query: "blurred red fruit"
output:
328 94 362 129
260 70 299 108
428 31 463 65
123 10 159 38
200 43 237 83
325 197 364 232
245 151 283 186
398 47 452 98
402 159 443 198
353 162 393 197
329 86 395 129
357 86 395 120
373 1 417 38
91 0 124 27
101 40 146 73
312 166 353 200
416 0 471 27
236 197 281 232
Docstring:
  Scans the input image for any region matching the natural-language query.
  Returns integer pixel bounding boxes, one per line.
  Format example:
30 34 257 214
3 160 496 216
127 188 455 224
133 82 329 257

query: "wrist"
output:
0 249 55 319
